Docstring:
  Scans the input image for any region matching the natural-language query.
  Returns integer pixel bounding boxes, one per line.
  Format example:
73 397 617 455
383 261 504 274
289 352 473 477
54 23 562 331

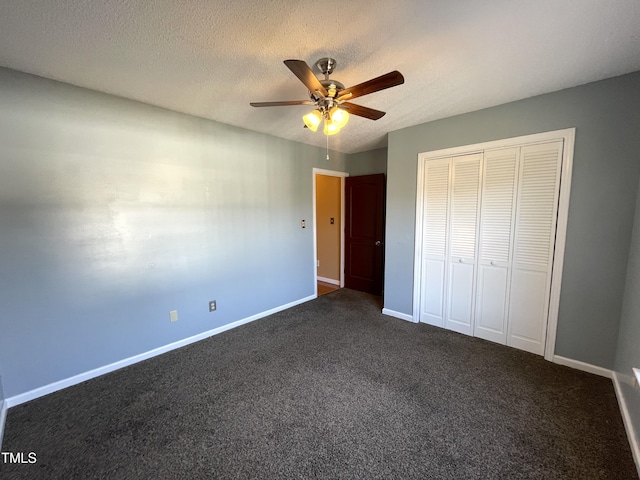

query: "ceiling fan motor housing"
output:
307 58 345 102
310 81 345 101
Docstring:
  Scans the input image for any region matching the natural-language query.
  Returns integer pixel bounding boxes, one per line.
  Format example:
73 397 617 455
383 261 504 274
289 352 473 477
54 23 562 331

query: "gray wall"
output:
385 71 640 369
346 147 387 176
614 176 640 448
0 67 390 399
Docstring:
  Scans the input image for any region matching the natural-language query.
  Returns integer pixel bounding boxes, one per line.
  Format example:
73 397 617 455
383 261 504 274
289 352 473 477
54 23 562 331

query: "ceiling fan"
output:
250 58 405 135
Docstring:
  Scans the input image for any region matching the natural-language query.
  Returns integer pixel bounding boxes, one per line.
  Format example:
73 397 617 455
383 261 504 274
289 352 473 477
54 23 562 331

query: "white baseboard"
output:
5 294 317 408
613 371 640 478
382 308 416 323
0 400 7 451
317 276 340 286
552 355 613 378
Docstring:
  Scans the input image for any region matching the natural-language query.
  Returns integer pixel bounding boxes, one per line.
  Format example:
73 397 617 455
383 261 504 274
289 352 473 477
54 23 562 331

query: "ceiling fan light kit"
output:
323 118 341 136
302 109 323 131
250 57 404 136
329 106 349 128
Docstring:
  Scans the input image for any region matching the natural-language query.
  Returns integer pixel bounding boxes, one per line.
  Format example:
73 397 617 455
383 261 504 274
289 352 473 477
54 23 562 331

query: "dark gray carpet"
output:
2 288 637 479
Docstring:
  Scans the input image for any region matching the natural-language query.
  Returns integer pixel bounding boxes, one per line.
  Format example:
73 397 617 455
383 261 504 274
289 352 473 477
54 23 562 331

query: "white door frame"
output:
313 168 349 296
412 128 575 361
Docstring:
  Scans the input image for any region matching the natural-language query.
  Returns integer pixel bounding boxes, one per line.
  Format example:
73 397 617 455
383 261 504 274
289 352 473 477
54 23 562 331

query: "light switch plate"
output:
170 310 178 322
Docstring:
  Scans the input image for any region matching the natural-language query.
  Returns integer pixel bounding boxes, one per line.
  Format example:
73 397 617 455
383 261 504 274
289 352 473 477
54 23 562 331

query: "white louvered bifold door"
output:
507 141 563 355
445 154 482 336
474 148 519 345
420 158 451 327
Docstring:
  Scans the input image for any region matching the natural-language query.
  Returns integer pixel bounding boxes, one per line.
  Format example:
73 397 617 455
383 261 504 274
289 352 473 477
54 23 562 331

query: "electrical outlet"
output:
209 300 217 312
170 310 178 322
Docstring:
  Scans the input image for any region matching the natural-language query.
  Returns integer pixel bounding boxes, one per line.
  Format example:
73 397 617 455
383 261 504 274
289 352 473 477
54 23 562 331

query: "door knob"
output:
375 240 382 246
458 258 463 263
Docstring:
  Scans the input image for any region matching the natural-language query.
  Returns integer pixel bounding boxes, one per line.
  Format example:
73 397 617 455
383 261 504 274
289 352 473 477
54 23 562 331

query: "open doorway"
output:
313 169 348 296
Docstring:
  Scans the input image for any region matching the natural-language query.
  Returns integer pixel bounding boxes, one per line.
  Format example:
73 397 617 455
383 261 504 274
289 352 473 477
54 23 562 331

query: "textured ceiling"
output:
1 1 639 153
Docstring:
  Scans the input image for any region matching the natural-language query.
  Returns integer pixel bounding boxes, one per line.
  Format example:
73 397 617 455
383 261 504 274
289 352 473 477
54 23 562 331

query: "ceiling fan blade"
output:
250 100 315 107
340 102 386 120
284 60 328 98
338 71 404 100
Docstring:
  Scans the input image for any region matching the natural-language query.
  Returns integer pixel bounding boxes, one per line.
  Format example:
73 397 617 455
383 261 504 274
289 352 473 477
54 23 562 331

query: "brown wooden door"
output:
345 174 385 295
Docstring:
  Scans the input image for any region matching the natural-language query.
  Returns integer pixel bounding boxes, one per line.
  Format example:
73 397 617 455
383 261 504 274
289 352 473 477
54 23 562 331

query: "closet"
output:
416 132 570 357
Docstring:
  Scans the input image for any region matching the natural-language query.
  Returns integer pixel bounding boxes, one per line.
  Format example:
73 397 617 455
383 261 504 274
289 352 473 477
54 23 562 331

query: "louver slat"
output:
513 147 562 267
449 157 480 259
423 161 450 257
479 149 518 264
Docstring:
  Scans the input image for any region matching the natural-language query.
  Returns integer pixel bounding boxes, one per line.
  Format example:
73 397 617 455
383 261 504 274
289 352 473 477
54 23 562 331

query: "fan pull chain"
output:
326 134 330 160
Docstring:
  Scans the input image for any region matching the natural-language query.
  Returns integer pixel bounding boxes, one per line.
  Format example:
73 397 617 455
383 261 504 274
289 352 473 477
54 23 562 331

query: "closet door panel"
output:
508 269 548 353
507 141 563 355
447 261 475 334
420 158 451 327
422 259 446 325
475 265 509 343
445 154 481 335
474 148 518 344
